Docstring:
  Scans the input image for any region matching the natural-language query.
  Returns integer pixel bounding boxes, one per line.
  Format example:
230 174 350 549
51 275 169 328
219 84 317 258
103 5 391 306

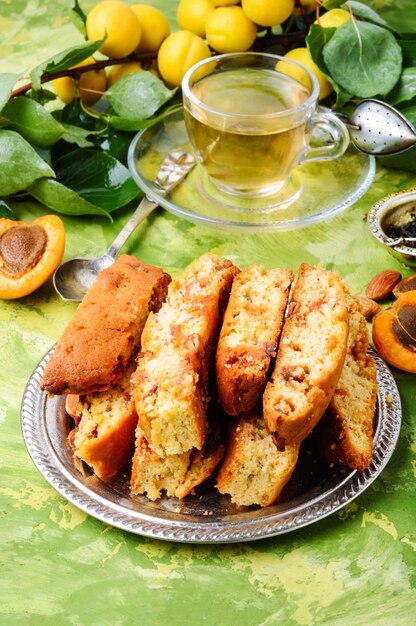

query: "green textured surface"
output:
1 2 416 625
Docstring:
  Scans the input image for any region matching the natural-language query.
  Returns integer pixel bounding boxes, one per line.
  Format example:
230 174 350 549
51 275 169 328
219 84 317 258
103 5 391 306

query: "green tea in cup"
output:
182 53 349 199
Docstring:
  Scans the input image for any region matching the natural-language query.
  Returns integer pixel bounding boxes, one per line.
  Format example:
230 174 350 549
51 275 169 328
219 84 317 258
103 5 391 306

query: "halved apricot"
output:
0 215 65 299
372 290 416 373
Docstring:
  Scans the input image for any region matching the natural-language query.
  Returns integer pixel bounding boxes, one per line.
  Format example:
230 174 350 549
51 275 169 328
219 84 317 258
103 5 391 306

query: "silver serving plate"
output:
21 348 401 543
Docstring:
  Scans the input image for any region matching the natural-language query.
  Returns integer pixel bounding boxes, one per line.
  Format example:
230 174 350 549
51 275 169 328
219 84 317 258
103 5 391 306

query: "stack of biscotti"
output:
313 296 377 470
41 255 171 479
215 263 350 507
130 253 238 499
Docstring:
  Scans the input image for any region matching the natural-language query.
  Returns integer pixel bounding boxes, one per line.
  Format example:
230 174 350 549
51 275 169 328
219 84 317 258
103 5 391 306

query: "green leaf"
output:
387 67 416 106
321 0 345 9
0 73 20 113
109 101 182 131
323 20 402 98
30 40 104 94
27 178 111 219
0 130 54 196
90 128 132 164
107 72 176 121
346 1 394 31
0 199 14 218
61 123 96 148
1 97 64 147
398 39 416 65
71 0 87 36
54 149 139 211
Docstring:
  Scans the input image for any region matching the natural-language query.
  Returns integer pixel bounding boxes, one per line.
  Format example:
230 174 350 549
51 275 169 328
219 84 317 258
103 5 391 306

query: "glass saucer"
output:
128 108 376 233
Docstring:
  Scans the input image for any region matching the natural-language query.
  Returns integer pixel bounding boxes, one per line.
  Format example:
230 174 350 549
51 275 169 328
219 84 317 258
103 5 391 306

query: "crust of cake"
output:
41 255 171 395
216 413 299 507
263 264 349 448
68 369 138 480
131 426 224 501
315 296 377 470
133 253 238 457
216 265 294 416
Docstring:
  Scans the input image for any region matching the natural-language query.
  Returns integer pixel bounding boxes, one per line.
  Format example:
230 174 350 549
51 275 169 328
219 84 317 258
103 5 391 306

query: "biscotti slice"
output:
216 413 299 507
315 296 377 470
68 368 138 480
216 265 294 416
131 426 224 501
263 263 349 448
133 253 238 457
41 255 171 395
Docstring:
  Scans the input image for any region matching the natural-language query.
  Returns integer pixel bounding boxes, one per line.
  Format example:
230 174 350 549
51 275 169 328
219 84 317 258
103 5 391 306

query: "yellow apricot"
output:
177 0 215 38
277 47 333 100
53 57 107 105
86 0 141 59
0 216 65 299
315 8 351 28
107 61 143 87
131 4 170 54
206 6 257 53
241 0 295 27
157 30 211 87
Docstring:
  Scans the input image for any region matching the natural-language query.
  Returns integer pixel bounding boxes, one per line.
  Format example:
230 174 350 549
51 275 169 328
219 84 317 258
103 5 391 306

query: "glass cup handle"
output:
302 111 350 164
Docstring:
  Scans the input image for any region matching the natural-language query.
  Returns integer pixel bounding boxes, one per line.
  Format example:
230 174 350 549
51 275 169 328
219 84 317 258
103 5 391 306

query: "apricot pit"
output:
0 215 65 299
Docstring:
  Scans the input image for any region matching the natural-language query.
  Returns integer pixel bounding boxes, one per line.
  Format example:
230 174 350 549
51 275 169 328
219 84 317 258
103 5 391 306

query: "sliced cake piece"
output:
315 296 377 470
263 263 349 448
133 253 238 457
216 264 294 416
216 413 299 507
67 367 138 480
41 255 171 395
131 426 224 501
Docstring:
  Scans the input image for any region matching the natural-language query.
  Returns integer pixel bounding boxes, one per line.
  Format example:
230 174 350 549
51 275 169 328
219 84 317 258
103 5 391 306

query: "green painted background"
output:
0 2 415 625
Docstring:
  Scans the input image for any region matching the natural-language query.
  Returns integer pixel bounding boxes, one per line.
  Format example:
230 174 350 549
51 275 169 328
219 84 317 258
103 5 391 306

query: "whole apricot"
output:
86 0 141 59
53 57 107 106
131 4 170 54
242 0 295 27
315 8 351 28
157 30 211 87
276 48 333 100
177 0 215 38
107 61 143 88
0 216 65 299
206 6 257 53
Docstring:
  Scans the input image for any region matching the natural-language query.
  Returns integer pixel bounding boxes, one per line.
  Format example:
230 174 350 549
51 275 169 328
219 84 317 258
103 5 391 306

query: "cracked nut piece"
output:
365 269 402 301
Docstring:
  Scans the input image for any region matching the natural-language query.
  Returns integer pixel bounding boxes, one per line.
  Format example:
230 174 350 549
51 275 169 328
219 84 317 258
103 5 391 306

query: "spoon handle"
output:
105 196 156 260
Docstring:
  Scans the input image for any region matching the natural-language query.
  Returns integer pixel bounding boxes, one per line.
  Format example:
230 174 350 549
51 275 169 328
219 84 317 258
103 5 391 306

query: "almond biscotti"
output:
216 413 299 507
263 263 349 448
133 253 238 457
315 296 377 470
41 255 171 395
131 425 224 501
216 265 293 416
67 367 138 480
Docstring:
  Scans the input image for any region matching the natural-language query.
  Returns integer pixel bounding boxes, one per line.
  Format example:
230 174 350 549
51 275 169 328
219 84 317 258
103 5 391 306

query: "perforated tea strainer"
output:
342 98 416 156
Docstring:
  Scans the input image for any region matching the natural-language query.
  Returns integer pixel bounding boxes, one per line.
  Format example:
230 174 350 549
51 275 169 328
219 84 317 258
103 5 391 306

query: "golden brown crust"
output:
315 297 377 470
131 426 224 501
263 264 349 447
133 253 238 457
216 413 299 507
68 369 138 480
216 265 293 416
41 255 170 395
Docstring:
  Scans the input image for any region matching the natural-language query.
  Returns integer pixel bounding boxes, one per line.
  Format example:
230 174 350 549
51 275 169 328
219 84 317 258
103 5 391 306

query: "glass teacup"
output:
182 52 350 201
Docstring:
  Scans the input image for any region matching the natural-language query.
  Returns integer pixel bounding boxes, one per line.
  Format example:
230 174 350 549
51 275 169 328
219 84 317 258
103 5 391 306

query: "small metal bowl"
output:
368 187 416 267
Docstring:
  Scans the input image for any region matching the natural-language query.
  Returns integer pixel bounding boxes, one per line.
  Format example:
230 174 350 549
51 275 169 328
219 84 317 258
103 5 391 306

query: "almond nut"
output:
365 270 402 301
356 295 381 319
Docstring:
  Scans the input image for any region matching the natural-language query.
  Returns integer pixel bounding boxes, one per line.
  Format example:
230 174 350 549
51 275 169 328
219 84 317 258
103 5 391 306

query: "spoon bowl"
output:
53 150 196 302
